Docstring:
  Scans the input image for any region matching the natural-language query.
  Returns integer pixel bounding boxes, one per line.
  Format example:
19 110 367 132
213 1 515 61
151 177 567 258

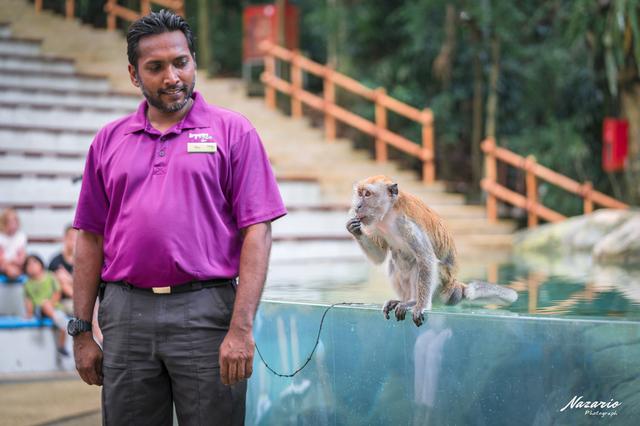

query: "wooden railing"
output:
481 137 629 227
34 0 75 20
105 0 185 30
260 41 436 184
34 1 185 28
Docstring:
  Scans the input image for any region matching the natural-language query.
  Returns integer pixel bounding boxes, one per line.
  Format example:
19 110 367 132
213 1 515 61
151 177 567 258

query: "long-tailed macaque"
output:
346 175 518 326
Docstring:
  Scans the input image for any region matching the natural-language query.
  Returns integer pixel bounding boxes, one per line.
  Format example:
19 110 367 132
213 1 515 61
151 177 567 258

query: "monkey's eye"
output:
363 190 372 197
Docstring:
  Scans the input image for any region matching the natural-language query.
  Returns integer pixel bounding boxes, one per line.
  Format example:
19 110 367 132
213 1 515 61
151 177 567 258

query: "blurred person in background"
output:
23 254 70 356
0 208 27 282
49 225 77 315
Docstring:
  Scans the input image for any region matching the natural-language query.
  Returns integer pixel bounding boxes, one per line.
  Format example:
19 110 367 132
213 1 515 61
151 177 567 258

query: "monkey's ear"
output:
388 183 398 197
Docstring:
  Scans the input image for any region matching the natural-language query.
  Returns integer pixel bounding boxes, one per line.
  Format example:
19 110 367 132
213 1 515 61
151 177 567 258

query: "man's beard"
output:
137 75 196 113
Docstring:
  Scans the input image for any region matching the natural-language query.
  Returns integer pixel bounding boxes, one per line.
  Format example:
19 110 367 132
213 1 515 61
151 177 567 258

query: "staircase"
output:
0 0 515 298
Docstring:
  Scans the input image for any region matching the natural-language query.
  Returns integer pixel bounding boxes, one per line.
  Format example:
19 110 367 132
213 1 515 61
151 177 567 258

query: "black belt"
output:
104 278 235 295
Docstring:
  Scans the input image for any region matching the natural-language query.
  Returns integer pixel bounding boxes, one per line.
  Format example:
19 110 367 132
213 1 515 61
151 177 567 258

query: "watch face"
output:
67 319 90 336
67 320 77 336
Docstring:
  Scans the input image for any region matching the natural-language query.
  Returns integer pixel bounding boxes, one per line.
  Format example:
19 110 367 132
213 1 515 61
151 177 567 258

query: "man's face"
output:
129 31 196 114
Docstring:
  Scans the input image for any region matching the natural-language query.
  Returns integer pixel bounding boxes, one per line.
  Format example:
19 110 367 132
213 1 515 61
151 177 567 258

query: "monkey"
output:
346 175 518 326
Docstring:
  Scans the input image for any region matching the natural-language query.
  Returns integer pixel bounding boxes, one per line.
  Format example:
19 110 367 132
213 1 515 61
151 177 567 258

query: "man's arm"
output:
219 221 272 386
72 230 104 386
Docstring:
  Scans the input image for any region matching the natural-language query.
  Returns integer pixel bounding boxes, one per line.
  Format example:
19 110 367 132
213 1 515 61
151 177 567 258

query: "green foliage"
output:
50 0 638 213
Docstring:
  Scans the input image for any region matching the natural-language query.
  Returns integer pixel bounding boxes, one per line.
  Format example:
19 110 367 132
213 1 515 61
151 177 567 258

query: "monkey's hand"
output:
382 299 400 320
346 217 363 237
412 308 425 327
393 301 417 322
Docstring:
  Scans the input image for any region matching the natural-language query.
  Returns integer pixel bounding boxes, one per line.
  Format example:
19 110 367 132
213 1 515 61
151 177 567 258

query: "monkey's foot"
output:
394 301 416 322
412 309 425 327
382 300 401 320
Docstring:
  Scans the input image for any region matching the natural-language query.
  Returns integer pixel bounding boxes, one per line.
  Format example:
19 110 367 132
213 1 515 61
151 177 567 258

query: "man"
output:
70 10 286 425
49 225 76 315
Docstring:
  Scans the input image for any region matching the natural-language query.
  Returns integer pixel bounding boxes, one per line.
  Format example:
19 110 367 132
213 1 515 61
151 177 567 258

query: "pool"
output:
250 255 640 425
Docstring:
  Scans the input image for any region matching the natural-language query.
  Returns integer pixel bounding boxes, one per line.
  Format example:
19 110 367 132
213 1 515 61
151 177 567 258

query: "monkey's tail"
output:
462 280 518 305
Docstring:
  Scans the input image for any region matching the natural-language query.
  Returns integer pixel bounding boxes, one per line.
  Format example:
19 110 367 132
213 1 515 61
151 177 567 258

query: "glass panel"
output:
248 301 639 425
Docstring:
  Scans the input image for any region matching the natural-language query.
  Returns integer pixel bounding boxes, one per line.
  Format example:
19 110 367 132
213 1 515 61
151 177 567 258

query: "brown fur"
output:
358 175 462 299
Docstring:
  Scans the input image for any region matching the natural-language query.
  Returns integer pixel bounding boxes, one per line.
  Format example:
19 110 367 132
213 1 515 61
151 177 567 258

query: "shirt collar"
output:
124 91 209 135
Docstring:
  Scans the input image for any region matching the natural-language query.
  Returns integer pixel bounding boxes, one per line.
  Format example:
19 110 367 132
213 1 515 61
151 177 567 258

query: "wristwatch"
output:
67 318 92 336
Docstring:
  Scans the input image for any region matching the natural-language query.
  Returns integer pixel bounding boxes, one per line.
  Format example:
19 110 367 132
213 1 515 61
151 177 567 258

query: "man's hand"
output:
74 333 103 386
219 326 254 386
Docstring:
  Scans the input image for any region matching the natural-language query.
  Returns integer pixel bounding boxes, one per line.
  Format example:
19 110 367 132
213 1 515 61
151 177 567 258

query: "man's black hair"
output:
126 9 195 69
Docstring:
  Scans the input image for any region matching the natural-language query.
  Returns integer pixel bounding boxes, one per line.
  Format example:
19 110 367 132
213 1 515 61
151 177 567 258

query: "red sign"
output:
602 118 629 172
243 3 299 62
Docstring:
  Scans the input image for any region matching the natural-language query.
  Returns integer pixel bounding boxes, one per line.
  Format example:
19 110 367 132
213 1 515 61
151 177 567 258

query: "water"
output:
250 254 640 425
263 254 640 320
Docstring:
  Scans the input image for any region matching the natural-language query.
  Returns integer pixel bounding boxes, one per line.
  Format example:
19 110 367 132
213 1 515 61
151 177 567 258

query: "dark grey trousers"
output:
98 283 246 426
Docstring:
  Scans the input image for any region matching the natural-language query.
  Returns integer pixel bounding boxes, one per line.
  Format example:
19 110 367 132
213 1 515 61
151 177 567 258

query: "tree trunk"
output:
485 37 500 140
276 0 286 47
470 48 484 194
196 0 211 74
620 83 640 204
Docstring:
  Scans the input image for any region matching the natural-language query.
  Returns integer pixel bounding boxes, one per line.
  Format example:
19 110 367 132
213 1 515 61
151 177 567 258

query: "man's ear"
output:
388 183 398 197
128 64 140 88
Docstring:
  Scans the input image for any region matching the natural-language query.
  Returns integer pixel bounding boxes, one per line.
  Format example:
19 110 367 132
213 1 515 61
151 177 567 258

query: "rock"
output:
515 209 640 267
513 216 584 255
568 209 633 251
593 215 640 266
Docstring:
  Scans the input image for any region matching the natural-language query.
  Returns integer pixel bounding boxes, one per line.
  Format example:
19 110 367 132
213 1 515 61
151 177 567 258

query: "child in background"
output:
23 254 69 356
0 208 27 282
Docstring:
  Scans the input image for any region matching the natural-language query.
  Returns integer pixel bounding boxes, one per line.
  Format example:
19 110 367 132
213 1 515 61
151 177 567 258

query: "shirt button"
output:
159 151 165 157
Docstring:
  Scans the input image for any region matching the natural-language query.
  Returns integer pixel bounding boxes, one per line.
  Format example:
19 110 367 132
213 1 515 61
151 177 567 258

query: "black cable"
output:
254 302 366 378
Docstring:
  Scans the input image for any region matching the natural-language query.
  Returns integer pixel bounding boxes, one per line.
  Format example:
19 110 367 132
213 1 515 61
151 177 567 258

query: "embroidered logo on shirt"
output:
188 132 213 141
187 132 216 153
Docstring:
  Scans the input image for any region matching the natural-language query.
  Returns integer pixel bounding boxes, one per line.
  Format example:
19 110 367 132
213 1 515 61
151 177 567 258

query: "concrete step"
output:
0 146 86 159
0 178 81 205
0 85 141 109
0 53 76 73
0 176 326 207
0 156 85 176
13 208 76 238
0 128 94 155
26 237 365 269
0 69 111 92
0 103 127 131
0 36 40 56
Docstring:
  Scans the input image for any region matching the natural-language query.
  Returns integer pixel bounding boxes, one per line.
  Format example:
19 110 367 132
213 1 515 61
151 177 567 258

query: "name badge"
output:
187 142 217 153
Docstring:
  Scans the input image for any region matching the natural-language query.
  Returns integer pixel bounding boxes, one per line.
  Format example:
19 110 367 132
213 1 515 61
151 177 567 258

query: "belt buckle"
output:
152 286 171 294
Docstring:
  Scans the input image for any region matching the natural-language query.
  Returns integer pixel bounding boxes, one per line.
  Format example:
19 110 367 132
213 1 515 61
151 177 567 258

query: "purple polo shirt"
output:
73 92 286 287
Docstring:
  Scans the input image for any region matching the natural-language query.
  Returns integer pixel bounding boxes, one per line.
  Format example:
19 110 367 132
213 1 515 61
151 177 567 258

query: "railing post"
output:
141 0 151 16
582 182 594 214
291 50 303 119
264 53 276 110
374 88 387 163
324 68 336 142
106 0 116 31
484 138 498 223
420 108 435 184
35 0 42 14
65 0 74 20
525 155 538 228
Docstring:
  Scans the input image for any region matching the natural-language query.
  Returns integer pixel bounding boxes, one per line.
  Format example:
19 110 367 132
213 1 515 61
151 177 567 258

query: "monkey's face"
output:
351 181 398 226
